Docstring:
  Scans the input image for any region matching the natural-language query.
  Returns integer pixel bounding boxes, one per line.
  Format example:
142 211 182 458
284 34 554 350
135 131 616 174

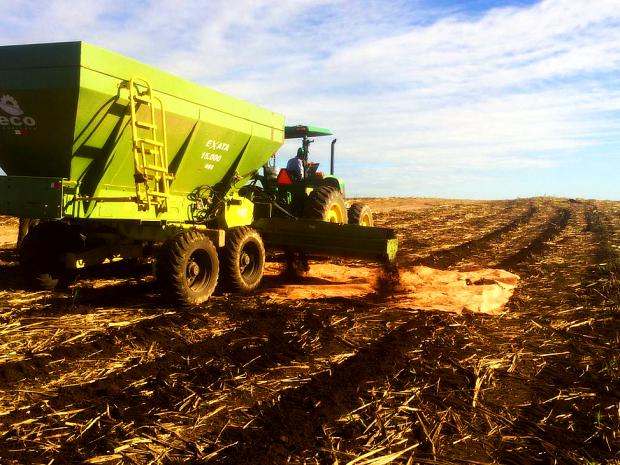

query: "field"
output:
0 197 618 464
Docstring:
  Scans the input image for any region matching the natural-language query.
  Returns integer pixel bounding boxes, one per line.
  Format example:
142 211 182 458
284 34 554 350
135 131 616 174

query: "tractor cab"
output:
277 125 342 191
256 125 343 218
248 124 371 226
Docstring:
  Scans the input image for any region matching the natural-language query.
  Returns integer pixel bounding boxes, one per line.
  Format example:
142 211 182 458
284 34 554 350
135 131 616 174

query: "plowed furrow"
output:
0 300 383 462
294 203 614 465
0 308 225 416
493 202 619 461
453 203 557 269
584 206 620 308
377 200 532 264
214 312 441 464
1 200 619 464
496 207 570 271
409 205 536 269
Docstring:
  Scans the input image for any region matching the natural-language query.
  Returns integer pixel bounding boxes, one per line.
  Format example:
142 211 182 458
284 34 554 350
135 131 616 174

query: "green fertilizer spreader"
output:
0 42 396 304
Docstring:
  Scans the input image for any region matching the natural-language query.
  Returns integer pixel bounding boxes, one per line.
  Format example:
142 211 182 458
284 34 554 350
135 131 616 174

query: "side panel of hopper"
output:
0 42 284 222
0 42 80 178
70 43 285 221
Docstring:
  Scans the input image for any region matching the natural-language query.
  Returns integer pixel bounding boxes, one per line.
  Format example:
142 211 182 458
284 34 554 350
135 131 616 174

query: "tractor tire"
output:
157 230 219 306
348 202 374 227
304 186 348 224
219 226 265 293
20 221 81 290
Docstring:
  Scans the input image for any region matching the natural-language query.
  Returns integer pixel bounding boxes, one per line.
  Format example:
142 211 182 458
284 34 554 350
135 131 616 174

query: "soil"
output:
262 262 518 315
0 216 18 246
0 197 618 465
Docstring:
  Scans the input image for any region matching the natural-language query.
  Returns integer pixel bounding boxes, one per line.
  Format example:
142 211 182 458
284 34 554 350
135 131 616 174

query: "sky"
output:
1 0 619 199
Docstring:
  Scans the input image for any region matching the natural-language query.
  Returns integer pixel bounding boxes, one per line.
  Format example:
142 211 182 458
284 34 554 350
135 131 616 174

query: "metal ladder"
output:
122 76 174 212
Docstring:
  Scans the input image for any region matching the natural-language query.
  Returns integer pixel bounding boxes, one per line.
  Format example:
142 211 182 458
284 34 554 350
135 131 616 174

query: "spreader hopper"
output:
0 41 284 220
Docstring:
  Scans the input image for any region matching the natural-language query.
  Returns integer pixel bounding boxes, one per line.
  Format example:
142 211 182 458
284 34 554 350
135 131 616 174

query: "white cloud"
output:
0 0 619 198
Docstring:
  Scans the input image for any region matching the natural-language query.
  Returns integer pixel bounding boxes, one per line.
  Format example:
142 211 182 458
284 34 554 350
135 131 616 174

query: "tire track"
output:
496 207 570 271
0 310 292 436
0 299 371 463
1 200 617 464
0 308 202 386
214 315 439 465
585 206 619 265
453 203 556 269
382 201 530 265
0 287 367 392
494 203 619 462
214 307 586 465
410 205 537 269
583 206 620 311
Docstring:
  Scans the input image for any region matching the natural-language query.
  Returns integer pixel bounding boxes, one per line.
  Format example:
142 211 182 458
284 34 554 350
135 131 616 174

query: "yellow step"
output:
143 164 169 172
136 138 164 147
133 95 152 104
135 121 156 129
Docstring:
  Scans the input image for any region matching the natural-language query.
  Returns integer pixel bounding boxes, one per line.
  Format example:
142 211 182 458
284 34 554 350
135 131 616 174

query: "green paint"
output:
0 176 64 219
0 42 398 267
254 217 398 263
284 125 333 139
0 42 284 224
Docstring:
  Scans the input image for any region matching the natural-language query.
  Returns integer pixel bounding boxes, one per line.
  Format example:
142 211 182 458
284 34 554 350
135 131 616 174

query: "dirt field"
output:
0 197 618 464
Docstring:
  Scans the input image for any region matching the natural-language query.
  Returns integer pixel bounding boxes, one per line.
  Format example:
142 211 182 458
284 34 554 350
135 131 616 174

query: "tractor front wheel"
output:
219 226 265 293
305 186 348 224
157 230 219 305
348 202 374 226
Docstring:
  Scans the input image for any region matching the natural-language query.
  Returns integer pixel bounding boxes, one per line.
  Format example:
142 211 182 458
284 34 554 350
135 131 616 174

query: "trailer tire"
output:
157 230 219 306
16 218 40 249
305 186 348 224
219 226 265 293
348 202 374 227
20 221 81 290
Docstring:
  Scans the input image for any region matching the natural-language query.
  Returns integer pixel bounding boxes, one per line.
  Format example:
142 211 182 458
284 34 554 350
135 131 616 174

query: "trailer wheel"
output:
219 226 265 293
157 230 219 305
348 202 374 227
20 221 81 290
305 186 348 224
16 218 40 249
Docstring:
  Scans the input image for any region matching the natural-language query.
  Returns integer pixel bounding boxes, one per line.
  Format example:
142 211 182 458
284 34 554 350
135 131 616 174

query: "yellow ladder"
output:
122 76 174 212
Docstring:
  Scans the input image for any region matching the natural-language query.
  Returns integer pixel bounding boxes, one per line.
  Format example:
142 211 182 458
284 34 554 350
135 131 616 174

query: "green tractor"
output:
247 124 374 228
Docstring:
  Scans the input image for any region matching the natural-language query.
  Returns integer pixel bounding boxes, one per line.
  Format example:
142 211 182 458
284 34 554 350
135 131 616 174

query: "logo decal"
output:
0 95 24 116
0 94 36 131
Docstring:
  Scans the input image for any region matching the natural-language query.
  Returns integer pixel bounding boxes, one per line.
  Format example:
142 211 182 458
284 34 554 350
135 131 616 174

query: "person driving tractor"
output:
286 147 305 181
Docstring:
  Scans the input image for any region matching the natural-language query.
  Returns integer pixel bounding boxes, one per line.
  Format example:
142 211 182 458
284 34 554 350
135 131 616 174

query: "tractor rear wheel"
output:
157 230 219 305
348 202 374 226
219 226 265 293
305 186 348 223
20 221 81 290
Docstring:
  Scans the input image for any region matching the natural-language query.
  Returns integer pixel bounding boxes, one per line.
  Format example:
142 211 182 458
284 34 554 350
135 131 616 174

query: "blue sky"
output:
1 0 619 199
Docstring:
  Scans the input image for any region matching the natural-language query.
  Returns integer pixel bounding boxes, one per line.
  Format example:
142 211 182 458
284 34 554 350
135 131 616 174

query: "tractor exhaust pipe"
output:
330 138 337 175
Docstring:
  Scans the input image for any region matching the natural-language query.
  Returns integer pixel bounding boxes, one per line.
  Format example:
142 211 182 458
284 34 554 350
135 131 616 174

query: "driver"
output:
286 148 305 181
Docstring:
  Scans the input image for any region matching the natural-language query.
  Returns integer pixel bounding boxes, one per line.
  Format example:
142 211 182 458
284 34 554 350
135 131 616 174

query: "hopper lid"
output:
285 125 332 139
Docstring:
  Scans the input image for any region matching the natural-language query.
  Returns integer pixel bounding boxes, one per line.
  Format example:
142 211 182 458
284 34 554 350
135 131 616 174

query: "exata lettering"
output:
0 95 37 129
205 139 230 152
